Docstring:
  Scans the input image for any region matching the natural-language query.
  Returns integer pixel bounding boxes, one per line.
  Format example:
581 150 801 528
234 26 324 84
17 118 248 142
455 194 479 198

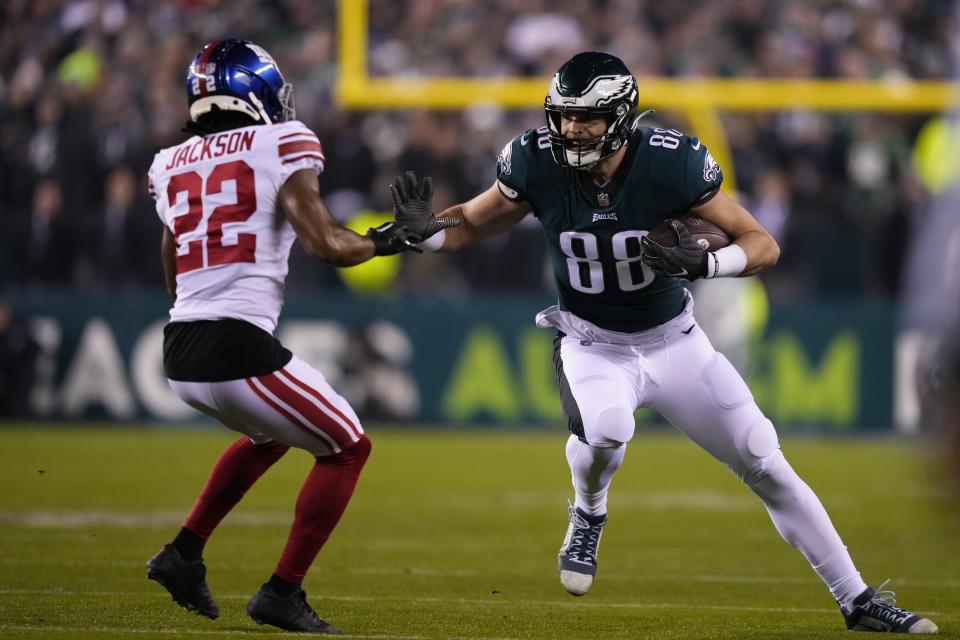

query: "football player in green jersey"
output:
390 52 935 633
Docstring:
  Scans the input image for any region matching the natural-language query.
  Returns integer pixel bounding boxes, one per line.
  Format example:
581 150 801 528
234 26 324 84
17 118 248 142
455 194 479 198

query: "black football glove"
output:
389 170 461 240
640 219 709 281
366 222 423 256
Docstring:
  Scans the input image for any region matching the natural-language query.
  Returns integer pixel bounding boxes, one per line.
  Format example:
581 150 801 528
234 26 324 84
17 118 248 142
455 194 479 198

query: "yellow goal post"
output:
336 0 960 194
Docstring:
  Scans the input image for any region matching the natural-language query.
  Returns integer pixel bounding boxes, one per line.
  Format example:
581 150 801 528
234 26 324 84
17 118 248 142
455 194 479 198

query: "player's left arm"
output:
642 135 779 280
160 227 177 300
690 190 780 277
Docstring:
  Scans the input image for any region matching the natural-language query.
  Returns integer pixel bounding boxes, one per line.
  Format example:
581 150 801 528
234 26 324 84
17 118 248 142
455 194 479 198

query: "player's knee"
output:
739 448 786 486
742 451 814 514
349 433 372 460
585 406 635 446
341 434 372 471
732 416 781 485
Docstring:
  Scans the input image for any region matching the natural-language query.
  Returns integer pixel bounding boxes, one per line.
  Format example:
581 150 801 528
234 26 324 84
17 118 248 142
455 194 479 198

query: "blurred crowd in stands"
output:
1 0 956 303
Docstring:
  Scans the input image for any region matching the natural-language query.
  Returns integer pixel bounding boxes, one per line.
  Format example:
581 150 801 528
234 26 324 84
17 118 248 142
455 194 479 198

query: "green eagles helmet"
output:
544 51 648 169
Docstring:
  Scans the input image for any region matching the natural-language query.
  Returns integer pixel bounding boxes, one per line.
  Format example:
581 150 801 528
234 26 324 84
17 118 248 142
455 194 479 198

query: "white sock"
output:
565 434 625 516
815 548 869 610
747 451 868 607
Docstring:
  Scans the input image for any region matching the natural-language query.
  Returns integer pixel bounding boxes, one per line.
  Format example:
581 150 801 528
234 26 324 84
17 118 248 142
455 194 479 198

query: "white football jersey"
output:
148 120 325 333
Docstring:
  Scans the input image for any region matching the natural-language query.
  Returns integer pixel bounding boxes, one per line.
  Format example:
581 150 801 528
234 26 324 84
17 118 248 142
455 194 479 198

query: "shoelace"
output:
566 506 602 564
864 580 911 626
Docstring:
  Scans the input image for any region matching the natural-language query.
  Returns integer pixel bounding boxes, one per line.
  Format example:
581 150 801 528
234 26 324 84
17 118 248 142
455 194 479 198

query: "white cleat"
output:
559 569 594 597
841 581 938 634
556 504 606 597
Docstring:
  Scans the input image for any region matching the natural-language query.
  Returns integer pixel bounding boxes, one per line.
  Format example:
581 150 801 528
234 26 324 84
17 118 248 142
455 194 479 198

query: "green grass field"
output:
1 426 958 639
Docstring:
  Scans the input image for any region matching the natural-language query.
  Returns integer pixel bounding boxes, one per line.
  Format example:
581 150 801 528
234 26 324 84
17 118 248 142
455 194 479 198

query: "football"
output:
647 216 731 251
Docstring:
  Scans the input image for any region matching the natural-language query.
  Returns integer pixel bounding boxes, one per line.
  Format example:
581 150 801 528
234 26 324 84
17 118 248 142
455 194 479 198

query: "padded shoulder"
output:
265 120 325 180
642 126 723 211
495 127 556 202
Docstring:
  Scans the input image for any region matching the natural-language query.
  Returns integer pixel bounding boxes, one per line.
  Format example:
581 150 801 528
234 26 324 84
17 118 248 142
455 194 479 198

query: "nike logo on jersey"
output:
691 139 701 150
521 132 532 146
681 324 696 335
670 268 688 277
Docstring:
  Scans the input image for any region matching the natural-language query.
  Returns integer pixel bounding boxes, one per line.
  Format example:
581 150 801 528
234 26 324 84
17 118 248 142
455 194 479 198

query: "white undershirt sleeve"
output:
419 229 446 252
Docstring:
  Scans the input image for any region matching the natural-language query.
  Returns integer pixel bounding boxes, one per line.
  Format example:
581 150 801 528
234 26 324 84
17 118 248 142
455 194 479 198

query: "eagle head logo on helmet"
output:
543 51 651 170
185 39 295 129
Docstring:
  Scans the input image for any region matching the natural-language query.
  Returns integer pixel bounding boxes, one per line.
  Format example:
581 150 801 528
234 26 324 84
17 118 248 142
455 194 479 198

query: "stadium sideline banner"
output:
4 292 906 432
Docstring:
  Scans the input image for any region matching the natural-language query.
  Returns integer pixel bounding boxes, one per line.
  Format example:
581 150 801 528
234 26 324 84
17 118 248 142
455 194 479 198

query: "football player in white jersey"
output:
144 39 455 634
391 52 937 633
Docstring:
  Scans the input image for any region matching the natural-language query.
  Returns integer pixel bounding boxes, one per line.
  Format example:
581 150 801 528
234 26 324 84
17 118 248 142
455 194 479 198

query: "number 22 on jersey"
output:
167 160 257 274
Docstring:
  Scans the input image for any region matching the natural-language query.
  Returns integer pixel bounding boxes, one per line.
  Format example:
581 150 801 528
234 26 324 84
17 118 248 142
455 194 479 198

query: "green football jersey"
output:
496 125 724 333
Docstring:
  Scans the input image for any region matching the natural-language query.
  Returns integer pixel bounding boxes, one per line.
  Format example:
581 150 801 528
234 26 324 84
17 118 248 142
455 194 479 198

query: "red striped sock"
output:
274 435 372 583
184 437 289 539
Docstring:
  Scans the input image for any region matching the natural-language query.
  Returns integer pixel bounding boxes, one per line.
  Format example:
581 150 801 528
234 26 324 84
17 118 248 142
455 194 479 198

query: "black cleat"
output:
841 582 938 633
247 583 340 634
146 544 219 620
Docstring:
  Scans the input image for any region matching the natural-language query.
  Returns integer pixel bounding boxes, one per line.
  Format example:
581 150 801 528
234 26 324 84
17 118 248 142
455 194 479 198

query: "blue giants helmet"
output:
185 39 294 125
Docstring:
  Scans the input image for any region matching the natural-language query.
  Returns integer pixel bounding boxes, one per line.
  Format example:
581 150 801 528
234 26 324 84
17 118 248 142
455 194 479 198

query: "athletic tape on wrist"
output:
705 244 748 278
419 229 446 252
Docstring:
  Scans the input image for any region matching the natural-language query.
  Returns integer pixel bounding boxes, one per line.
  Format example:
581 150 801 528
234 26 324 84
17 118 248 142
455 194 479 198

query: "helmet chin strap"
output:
246 91 273 123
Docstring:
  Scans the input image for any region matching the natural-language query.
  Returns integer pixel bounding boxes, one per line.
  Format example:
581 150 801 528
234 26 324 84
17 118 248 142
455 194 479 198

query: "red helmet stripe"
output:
196 39 222 97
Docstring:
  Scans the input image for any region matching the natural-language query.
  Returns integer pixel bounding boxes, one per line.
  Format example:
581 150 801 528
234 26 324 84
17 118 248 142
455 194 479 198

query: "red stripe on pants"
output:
245 377 332 448
257 373 354 449
280 369 359 438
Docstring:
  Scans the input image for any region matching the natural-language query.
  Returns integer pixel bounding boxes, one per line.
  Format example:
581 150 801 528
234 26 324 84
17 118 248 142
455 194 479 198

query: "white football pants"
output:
556 319 780 479
169 356 364 457
549 299 866 603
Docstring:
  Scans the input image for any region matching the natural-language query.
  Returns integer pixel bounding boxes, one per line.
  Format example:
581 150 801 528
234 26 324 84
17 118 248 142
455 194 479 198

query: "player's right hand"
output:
390 170 461 240
367 222 423 256
640 220 709 281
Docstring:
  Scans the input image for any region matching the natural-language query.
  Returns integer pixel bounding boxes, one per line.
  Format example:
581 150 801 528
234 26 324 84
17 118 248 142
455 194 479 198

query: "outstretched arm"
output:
279 169 419 265
432 181 531 252
278 169 377 266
